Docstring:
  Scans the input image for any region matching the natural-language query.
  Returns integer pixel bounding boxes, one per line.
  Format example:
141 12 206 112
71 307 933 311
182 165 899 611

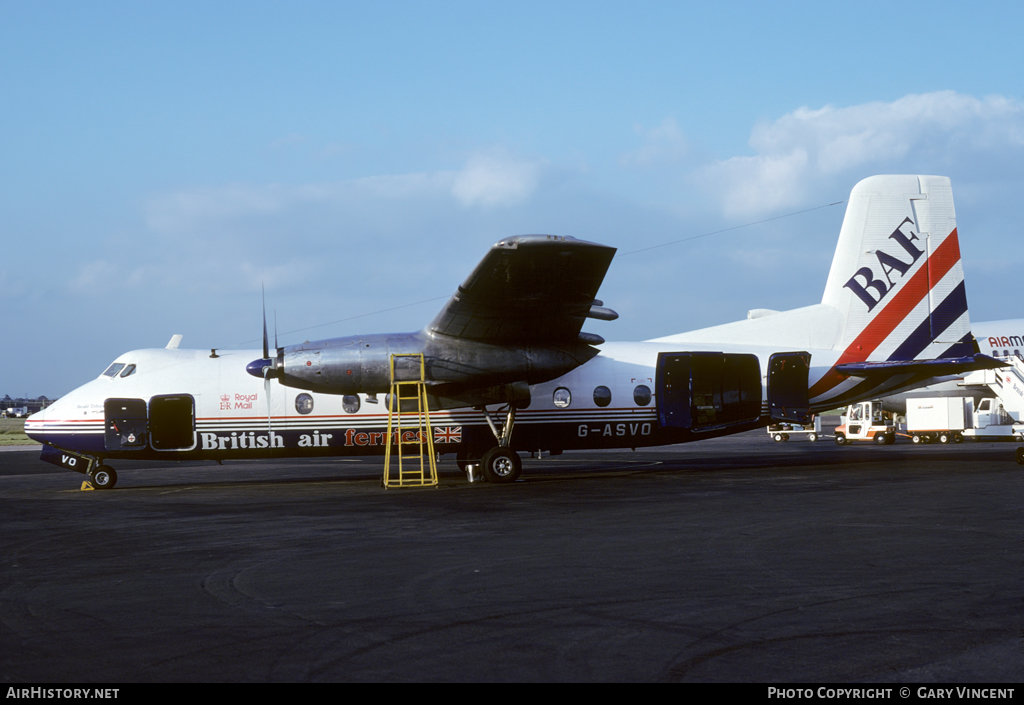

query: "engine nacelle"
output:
273 333 416 395
247 331 599 398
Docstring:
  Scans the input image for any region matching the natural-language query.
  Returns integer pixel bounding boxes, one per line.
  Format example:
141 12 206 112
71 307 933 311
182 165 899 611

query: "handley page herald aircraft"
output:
26 175 1005 488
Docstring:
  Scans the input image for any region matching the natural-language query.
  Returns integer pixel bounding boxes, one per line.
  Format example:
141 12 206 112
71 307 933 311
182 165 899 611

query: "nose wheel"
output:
90 465 118 490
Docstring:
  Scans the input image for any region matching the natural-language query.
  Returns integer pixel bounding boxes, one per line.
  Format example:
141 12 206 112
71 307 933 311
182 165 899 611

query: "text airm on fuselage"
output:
988 335 1023 349
843 217 925 312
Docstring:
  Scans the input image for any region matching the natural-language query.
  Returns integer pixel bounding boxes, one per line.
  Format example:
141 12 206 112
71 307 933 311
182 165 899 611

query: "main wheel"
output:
91 465 117 490
481 447 522 484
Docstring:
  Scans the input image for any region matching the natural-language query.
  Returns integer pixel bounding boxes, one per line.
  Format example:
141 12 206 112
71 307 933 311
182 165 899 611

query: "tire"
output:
912 435 922 445
953 434 963 444
773 433 784 442
874 433 888 445
92 465 117 490
834 434 846 446
481 447 522 484
1016 447 1024 465
939 433 950 444
807 433 817 442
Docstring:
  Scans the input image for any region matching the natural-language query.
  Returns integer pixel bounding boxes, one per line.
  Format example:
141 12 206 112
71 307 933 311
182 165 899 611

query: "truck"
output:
834 400 896 445
767 415 822 442
2 406 29 418
902 396 1022 443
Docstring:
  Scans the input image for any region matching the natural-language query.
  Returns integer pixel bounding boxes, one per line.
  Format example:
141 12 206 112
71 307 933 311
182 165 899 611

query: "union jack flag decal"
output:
433 426 462 443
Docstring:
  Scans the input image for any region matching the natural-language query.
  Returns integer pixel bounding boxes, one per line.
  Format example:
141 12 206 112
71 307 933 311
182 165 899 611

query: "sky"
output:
3 1 1024 397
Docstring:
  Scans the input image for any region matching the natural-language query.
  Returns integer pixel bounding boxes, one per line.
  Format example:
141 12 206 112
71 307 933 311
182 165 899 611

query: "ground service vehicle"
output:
767 415 821 442
903 396 1020 443
835 400 895 445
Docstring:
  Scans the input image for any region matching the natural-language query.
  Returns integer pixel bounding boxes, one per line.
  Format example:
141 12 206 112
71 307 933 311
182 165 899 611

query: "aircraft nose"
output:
23 405 49 442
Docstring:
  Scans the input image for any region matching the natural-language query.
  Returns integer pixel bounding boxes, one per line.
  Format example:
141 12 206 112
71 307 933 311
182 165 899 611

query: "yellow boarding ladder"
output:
382 353 438 488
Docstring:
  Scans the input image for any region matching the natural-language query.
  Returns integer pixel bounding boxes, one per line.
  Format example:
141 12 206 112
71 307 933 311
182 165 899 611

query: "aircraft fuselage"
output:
26 341 845 466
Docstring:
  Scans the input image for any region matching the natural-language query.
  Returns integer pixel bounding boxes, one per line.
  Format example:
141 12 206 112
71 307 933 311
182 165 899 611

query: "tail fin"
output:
821 174 975 362
808 175 982 404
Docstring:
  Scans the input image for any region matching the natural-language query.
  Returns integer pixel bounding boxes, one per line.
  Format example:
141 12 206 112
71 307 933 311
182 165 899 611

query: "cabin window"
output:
102 363 125 378
119 364 136 378
593 386 612 407
633 384 652 406
295 393 314 415
342 395 360 414
553 387 571 408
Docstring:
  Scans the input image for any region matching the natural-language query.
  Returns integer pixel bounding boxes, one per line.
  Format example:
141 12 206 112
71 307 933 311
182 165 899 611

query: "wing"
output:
427 235 618 345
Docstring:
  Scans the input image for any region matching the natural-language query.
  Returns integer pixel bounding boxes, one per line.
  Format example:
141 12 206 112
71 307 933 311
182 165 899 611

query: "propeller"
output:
245 285 279 435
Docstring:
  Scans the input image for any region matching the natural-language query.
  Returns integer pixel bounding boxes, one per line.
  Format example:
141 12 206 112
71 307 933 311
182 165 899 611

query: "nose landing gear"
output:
90 465 118 490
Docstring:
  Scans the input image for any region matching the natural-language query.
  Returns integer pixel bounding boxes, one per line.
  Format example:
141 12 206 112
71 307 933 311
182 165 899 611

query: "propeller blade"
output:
264 367 273 434
262 284 270 361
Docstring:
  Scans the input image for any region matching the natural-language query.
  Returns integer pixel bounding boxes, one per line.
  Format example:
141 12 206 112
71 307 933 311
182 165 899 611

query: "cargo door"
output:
656 352 762 431
656 353 693 428
149 394 196 451
767 352 811 424
104 398 149 451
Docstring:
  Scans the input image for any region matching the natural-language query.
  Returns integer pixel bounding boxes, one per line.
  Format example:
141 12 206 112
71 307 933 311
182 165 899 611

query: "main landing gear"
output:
457 404 523 484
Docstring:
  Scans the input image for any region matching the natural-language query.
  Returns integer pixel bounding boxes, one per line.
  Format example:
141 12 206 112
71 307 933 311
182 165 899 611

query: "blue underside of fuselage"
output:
33 417 769 467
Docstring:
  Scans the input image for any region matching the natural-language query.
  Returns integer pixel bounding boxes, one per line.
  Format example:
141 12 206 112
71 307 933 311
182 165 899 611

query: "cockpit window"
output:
120 364 137 378
102 363 126 377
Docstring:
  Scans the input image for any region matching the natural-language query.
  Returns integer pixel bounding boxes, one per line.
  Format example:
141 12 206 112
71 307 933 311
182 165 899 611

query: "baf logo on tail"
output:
844 217 925 312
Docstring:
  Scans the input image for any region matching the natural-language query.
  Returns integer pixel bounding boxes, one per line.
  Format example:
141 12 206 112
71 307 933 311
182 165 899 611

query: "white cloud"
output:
620 117 688 167
144 150 542 235
696 91 1024 218
451 149 542 207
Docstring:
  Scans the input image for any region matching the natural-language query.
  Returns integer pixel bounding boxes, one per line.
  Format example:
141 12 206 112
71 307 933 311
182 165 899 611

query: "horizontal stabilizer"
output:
835 353 1007 381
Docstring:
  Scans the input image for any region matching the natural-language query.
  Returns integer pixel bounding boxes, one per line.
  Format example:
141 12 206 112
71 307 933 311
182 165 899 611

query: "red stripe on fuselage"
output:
809 229 961 399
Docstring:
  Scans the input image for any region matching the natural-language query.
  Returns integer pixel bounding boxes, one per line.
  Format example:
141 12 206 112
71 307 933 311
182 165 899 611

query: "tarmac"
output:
0 428 1021 682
